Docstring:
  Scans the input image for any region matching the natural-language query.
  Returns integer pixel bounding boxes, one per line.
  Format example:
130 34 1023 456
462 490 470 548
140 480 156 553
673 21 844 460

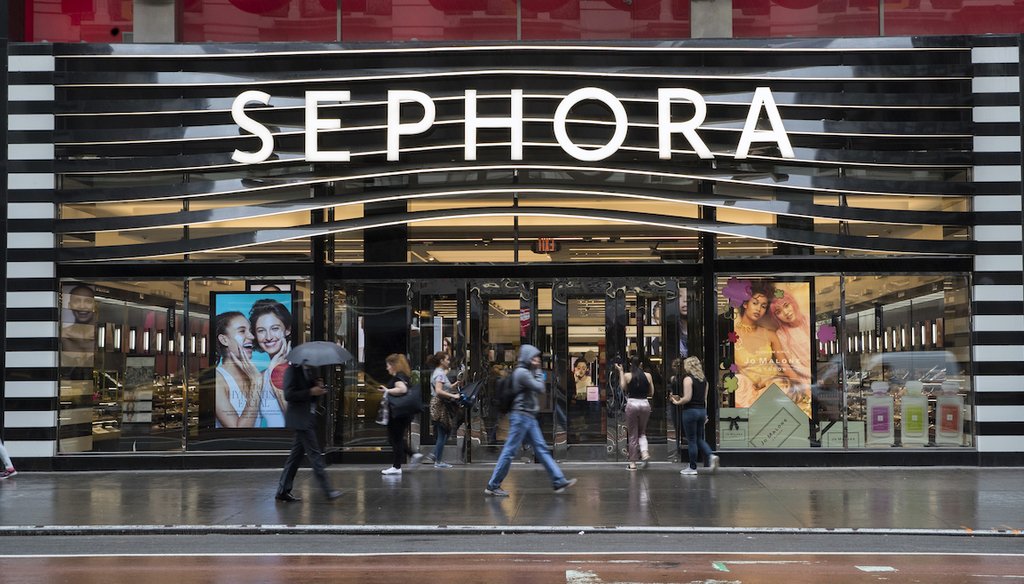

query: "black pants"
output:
277 426 333 496
387 414 415 468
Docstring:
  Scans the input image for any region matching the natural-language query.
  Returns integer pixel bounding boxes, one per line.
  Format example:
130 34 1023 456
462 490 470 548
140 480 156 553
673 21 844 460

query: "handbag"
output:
388 385 423 418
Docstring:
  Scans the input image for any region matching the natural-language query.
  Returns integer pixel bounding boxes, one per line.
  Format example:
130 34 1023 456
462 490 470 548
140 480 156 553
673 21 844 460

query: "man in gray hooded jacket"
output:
485 344 577 497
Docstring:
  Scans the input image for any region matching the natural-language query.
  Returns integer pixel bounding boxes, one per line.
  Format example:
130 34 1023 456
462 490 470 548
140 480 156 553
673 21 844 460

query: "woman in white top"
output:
427 351 462 468
214 311 262 428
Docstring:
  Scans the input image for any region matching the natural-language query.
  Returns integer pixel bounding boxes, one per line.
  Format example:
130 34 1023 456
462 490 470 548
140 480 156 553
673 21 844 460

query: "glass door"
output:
468 281 528 463
411 282 468 464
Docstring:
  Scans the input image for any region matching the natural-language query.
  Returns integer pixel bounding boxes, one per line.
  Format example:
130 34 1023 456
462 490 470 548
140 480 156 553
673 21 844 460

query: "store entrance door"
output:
550 279 683 462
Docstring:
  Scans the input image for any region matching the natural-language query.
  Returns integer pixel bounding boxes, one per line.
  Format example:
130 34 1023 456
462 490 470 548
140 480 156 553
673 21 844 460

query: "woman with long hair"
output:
378 354 423 475
249 298 292 427
769 290 813 416
214 311 263 428
615 356 654 471
427 351 462 468
670 356 719 475
733 287 798 408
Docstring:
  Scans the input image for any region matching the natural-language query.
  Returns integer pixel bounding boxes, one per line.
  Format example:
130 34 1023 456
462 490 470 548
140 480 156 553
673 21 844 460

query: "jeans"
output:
681 407 714 470
432 421 449 462
487 412 568 490
624 398 651 462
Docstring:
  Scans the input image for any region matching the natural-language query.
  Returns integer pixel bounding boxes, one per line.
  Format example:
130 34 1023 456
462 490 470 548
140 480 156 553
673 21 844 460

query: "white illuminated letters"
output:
387 90 436 161
657 88 712 160
553 88 628 162
231 90 274 164
735 87 795 160
305 90 351 162
464 90 524 161
230 86 795 165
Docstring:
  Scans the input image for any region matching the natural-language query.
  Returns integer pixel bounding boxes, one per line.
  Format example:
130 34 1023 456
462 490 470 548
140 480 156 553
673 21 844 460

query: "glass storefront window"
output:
57 278 312 453
733 0 879 38
342 0 517 42
59 280 186 452
182 0 336 42
839 275 973 448
716 274 973 450
27 0 132 42
331 281 412 449
522 0 689 40
884 0 1024 35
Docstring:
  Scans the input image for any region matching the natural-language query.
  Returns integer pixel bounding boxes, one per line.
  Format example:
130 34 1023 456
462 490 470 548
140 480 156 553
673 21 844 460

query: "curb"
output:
0 524 1019 537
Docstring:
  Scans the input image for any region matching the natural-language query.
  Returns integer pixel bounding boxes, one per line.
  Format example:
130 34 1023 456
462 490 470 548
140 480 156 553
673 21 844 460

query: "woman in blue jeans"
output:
670 356 720 475
427 351 462 468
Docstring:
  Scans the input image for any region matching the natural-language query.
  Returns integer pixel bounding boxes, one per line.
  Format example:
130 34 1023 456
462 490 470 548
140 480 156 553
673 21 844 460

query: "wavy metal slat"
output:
56 163 971 204
59 205 974 262
57 182 971 234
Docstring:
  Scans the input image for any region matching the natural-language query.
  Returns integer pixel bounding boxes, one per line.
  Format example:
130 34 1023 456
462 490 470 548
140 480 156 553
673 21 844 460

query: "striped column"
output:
971 39 1024 460
5 46 58 459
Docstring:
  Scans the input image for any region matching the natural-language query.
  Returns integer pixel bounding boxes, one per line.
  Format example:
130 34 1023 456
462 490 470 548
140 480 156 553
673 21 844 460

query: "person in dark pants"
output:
275 363 341 502
379 353 423 475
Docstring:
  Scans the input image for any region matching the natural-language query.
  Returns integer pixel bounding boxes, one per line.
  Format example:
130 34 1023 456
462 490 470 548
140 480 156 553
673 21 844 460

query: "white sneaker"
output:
409 453 424 466
381 466 402 475
709 455 720 473
680 467 698 476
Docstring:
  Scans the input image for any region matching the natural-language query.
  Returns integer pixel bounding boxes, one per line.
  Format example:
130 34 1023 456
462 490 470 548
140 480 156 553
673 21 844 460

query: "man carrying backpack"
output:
484 344 577 497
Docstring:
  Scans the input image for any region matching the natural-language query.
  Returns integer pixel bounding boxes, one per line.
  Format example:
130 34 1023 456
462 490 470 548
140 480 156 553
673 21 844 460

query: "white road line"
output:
856 566 898 572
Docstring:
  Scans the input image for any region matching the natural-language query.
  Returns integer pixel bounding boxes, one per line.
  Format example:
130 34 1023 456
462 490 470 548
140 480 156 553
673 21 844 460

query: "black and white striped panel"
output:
971 38 1024 457
5 46 58 459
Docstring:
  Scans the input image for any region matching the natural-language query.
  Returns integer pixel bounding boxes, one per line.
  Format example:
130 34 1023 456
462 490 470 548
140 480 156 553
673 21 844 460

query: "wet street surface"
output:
1 549 1022 584
2 534 1022 583
2 467 1021 582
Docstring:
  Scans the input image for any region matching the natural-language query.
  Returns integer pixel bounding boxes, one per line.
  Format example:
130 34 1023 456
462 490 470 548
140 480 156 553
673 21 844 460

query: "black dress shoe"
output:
275 492 301 503
325 490 343 501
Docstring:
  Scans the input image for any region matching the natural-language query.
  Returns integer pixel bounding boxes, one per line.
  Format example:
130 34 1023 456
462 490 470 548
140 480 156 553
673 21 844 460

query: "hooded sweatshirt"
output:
511 344 546 416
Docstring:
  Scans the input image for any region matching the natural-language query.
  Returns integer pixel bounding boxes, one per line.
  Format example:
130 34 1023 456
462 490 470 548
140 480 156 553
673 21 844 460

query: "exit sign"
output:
532 238 561 254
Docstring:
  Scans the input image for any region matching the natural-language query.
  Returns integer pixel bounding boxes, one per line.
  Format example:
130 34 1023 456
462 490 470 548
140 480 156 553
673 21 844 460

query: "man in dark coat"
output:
275 363 341 502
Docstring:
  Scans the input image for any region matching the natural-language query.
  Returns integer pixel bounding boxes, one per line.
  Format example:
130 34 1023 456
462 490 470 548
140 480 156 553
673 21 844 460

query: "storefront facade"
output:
2 4 1023 468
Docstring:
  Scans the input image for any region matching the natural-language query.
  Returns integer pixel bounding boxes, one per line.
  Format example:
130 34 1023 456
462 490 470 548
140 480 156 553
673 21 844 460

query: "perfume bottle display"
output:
900 380 928 446
935 380 964 446
865 381 894 447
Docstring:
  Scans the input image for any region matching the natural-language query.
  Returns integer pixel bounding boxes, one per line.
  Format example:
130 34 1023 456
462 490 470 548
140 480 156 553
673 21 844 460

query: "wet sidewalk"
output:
0 464 1022 536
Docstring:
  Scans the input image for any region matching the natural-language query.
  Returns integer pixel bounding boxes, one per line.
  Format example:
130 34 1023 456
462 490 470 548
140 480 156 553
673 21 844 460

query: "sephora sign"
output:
231 87 795 164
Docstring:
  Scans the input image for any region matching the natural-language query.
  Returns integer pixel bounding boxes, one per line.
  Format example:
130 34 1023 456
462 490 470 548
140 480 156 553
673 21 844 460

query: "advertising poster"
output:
724 279 812 417
61 283 97 373
211 291 294 429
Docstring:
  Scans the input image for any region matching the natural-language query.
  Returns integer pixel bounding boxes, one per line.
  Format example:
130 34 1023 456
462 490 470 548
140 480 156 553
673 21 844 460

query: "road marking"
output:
856 566 897 573
565 569 741 584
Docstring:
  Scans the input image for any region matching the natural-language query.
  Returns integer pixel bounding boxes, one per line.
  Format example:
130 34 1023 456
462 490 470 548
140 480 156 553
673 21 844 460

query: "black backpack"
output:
497 368 520 414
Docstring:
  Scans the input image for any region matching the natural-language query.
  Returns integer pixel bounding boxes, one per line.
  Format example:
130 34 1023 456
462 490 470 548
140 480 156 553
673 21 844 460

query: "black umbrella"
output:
287 341 353 367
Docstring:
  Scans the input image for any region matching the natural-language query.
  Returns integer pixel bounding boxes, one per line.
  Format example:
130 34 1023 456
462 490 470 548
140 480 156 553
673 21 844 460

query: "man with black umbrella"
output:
275 362 341 502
